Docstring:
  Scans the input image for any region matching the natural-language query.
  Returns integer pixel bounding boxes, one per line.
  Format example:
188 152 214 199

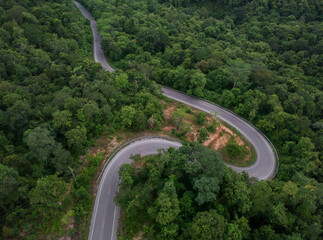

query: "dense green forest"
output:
117 144 322 239
0 0 322 239
77 0 323 181
0 0 164 238
72 0 322 239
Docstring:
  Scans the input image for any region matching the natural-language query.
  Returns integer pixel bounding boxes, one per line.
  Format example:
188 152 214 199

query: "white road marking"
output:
102 219 105 229
110 200 118 239
73 1 278 239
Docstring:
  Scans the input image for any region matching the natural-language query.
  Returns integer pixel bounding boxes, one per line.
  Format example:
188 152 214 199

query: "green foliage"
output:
149 180 180 226
0 163 20 207
170 108 187 131
65 127 87 155
116 145 322 239
80 0 322 186
28 174 68 220
196 111 206 125
188 209 226 240
115 72 129 90
120 106 137 128
24 126 72 174
0 0 168 236
2 226 14 238
197 127 209 143
52 110 72 133
223 58 251 89
1 0 322 237
72 154 103 221
224 138 248 158
116 144 228 238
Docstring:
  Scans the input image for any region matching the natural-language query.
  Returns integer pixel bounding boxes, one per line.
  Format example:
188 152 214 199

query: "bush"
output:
224 139 248 158
2 226 14 238
196 112 206 125
207 124 217 133
198 127 210 143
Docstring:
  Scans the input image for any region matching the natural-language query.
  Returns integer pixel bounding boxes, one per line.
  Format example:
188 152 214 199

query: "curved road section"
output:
162 87 276 180
72 0 115 72
72 1 277 240
89 138 182 240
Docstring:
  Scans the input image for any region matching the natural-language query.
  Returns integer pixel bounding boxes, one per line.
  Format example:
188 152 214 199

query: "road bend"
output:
72 1 277 240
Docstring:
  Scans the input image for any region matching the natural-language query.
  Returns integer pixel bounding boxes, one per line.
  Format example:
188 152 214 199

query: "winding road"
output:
72 1 277 240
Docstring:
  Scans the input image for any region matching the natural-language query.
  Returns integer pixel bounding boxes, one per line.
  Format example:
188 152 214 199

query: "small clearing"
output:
161 100 254 165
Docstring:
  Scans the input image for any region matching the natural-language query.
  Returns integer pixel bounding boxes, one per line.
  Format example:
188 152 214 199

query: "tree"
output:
115 72 129 90
6 6 26 24
225 223 243 240
133 110 147 131
171 108 187 130
149 180 180 226
118 164 135 190
194 176 221 205
0 164 20 210
222 169 252 215
120 106 137 128
29 174 68 219
24 126 57 164
283 93 306 116
223 59 251 89
28 49 51 75
124 18 138 34
187 70 207 97
65 127 87 155
24 126 72 173
137 27 169 53
250 181 273 217
81 101 100 122
188 209 226 240
52 144 73 173
5 100 31 133
249 65 275 88
52 110 72 133
221 90 236 108
182 144 224 205
253 225 277 240
235 89 266 120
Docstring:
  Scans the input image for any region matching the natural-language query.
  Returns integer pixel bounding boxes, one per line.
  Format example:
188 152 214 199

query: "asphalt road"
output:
72 1 277 239
72 0 115 72
88 138 182 240
162 87 276 180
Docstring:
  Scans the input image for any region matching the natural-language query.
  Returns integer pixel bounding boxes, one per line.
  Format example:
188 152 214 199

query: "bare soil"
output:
162 102 250 163
73 98 255 240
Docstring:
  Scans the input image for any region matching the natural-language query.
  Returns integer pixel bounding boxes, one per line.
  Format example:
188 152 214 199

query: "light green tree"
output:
223 58 251 89
29 174 68 218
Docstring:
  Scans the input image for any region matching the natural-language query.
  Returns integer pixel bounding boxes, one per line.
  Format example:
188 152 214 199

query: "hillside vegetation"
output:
117 144 321 239
0 0 165 238
73 0 323 239
78 0 323 181
0 0 322 239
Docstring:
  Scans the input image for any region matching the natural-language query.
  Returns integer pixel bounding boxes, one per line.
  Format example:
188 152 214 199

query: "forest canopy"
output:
116 144 322 239
0 0 322 239
0 0 164 238
77 0 323 182
73 0 322 239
